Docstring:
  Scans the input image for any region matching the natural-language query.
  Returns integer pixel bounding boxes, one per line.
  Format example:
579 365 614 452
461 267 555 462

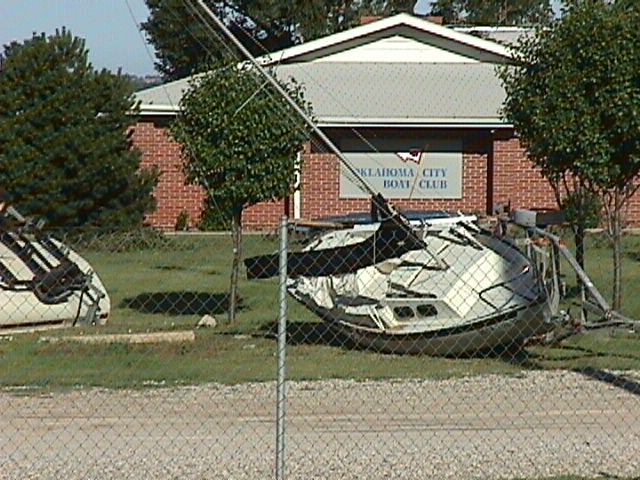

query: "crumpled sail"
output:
246 209 558 356
0 205 110 330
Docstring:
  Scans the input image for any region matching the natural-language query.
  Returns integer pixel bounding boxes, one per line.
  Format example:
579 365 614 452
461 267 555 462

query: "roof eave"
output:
134 108 512 129
317 118 512 128
138 104 181 115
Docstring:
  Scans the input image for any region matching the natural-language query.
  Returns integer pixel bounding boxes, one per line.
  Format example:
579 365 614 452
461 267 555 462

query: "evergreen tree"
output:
0 29 158 230
142 0 414 81
360 0 416 16
142 0 224 80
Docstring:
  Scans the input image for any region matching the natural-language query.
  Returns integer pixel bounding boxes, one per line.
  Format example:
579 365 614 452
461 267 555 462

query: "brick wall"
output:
491 130 557 212
134 118 291 232
491 130 640 227
626 180 640 227
243 200 290 232
134 118 205 230
299 133 492 219
133 119 640 230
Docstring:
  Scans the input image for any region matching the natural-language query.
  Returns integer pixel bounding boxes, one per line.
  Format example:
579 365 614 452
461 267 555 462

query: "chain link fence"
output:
4 2 640 477
1 213 639 479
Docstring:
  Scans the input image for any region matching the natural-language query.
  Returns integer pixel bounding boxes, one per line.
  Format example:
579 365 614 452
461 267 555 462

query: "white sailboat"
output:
246 202 559 355
0 204 110 331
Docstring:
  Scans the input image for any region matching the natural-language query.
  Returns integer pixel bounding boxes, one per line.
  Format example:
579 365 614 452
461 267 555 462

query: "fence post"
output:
276 216 288 480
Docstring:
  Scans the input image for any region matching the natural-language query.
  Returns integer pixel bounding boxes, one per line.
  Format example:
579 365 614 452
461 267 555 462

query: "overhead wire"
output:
125 0 246 229
189 0 378 195
127 0 381 199
182 0 382 199
184 1 525 310
124 0 159 75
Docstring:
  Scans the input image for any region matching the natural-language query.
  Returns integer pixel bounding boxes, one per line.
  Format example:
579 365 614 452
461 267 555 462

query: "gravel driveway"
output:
1 370 639 479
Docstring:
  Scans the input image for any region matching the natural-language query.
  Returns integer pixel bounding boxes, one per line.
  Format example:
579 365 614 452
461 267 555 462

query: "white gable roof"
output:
312 36 480 63
259 13 513 65
136 13 514 126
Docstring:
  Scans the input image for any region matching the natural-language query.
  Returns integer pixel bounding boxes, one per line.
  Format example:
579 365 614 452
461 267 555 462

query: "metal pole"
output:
533 227 640 329
276 216 288 480
532 227 612 315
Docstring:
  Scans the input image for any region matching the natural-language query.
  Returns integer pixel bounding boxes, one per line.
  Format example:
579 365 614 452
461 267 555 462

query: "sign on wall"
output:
339 141 463 199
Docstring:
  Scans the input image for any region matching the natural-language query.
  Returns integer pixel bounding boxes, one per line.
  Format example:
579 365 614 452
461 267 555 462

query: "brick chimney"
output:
361 15 383 25
424 15 444 24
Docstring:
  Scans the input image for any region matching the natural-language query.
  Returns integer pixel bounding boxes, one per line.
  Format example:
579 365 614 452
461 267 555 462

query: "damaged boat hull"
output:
253 215 558 356
296 294 551 356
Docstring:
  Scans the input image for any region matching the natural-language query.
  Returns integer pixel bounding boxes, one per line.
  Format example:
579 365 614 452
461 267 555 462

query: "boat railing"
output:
477 264 541 313
530 226 640 331
1 203 108 325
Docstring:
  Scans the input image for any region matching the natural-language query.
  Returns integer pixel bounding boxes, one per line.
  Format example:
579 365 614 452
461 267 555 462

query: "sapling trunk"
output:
229 206 243 323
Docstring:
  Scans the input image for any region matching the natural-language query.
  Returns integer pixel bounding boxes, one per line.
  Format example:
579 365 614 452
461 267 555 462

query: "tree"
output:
500 1 640 311
430 0 553 25
0 29 158 230
359 0 416 16
142 0 417 81
143 0 355 80
170 59 312 322
143 0 233 80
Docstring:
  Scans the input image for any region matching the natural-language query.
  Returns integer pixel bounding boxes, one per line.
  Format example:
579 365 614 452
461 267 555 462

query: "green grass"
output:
0 231 639 390
0 330 529 388
557 230 640 317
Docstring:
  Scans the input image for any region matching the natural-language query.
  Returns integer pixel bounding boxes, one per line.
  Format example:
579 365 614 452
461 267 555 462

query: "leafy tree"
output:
143 0 354 80
560 186 601 291
500 1 640 311
142 0 419 81
430 0 553 25
0 29 158 230
171 59 312 322
143 0 236 80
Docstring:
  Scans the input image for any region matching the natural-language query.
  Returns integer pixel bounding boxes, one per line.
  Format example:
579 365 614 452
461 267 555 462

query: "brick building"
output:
133 13 639 231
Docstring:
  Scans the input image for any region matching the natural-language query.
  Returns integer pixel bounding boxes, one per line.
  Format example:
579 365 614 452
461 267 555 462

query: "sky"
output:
1 0 563 78
1 0 158 76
